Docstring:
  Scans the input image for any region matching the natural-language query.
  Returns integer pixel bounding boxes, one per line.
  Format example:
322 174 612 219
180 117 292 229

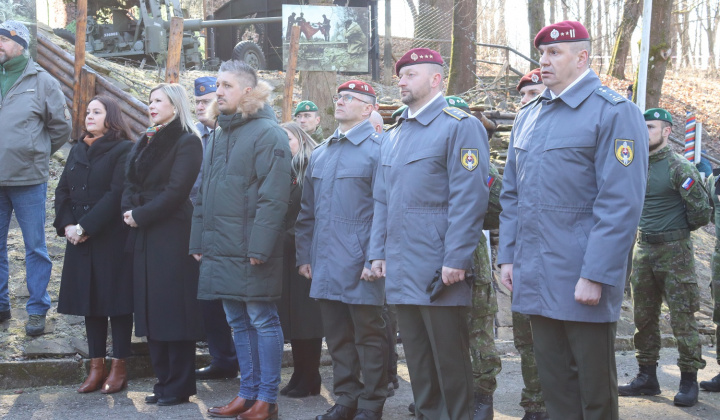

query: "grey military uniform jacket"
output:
498 70 649 323
295 120 384 306
368 94 490 306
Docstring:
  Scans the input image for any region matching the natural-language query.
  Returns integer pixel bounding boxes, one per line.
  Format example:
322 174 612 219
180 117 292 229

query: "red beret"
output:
338 80 376 97
395 48 444 76
534 20 590 48
516 68 543 92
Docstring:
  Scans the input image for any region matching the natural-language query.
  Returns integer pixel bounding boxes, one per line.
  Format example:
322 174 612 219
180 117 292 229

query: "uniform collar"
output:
649 145 672 163
404 93 447 126
407 91 443 120
331 119 374 145
544 69 599 109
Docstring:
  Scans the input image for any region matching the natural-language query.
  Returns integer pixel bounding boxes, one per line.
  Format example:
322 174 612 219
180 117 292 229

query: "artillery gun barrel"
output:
180 17 282 31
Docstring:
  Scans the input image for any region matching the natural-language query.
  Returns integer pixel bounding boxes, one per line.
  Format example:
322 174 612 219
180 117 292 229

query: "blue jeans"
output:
223 299 284 404
0 184 52 315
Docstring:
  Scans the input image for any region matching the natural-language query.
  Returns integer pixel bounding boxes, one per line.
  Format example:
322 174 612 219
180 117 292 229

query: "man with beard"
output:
619 108 710 407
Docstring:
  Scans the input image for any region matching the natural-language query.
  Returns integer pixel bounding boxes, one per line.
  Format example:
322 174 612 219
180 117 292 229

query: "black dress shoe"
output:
0 310 10 322
195 364 238 380
316 404 356 420
157 396 190 406
145 394 159 404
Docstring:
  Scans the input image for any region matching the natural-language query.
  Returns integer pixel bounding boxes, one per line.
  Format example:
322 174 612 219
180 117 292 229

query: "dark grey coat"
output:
190 81 292 302
122 119 204 341
54 135 133 316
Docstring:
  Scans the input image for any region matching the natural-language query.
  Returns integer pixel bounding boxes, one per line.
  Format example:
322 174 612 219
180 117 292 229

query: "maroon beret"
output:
338 80 376 97
395 48 444 76
534 20 590 48
516 68 543 92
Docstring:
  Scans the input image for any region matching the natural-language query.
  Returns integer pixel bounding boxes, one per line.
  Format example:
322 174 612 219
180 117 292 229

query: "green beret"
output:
445 96 470 111
391 105 407 119
643 108 672 124
294 101 318 116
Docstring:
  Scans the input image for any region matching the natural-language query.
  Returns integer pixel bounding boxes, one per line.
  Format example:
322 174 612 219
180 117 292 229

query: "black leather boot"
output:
473 393 493 420
287 338 322 398
280 340 303 395
700 372 720 392
674 371 699 407
618 364 661 396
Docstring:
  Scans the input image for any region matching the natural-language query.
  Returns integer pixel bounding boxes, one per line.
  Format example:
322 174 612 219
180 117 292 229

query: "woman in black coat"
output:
277 122 324 398
54 95 135 394
121 84 204 406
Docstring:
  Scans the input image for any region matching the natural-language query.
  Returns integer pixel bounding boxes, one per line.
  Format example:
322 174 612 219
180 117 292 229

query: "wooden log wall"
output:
36 33 149 140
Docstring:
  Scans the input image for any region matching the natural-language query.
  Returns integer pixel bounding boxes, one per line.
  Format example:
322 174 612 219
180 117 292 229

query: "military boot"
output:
618 364 661 396
674 371 699 407
700 373 720 392
473 393 493 420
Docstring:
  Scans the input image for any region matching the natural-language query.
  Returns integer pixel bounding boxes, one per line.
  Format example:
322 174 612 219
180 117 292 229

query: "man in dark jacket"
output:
296 80 386 420
190 60 291 420
0 20 71 335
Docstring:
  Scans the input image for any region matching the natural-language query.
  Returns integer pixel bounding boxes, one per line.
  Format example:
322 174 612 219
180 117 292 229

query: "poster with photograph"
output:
282 4 369 73
0 0 37 58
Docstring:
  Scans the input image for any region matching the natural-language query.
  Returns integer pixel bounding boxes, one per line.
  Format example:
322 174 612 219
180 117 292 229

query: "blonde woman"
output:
277 122 324 398
121 84 203 406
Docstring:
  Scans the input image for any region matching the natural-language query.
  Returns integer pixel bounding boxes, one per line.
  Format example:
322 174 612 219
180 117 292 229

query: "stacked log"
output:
36 33 149 139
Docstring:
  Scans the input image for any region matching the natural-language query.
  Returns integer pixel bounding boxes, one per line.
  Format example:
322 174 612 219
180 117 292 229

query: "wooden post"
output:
77 69 97 132
72 0 88 140
283 26 301 123
165 17 184 83
383 0 393 85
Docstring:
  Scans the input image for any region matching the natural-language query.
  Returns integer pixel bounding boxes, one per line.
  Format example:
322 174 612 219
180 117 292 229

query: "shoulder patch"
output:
681 177 696 191
595 86 627 105
614 139 634 166
443 107 469 121
461 148 479 171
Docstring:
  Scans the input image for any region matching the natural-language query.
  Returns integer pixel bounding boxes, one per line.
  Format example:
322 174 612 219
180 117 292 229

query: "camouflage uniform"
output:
706 174 720 364
472 163 545 412
310 125 325 144
631 146 710 372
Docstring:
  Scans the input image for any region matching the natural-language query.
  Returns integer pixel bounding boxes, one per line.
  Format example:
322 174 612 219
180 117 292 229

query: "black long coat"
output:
121 119 204 341
278 167 323 340
54 136 134 316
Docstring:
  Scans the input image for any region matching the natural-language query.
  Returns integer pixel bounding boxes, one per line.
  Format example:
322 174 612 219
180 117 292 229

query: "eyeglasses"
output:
332 94 370 104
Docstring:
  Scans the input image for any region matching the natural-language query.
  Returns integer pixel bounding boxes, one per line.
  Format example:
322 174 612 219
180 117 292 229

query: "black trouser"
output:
147 338 197 398
397 305 473 420
319 299 388 413
531 315 619 420
85 314 133 359
382 303 398 385
200 299 238 371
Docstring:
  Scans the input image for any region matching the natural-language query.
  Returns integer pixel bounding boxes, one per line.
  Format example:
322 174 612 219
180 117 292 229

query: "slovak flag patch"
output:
486 175 495 187
681 177 695 191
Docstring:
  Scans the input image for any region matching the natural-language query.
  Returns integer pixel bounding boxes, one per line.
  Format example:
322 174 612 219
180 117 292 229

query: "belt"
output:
637 229 690 244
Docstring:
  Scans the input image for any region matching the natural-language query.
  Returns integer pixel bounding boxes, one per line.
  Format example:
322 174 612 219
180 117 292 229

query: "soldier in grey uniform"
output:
619 108 710 406
369 47 490 420
296 80 386 420
498 21 649 420
701 172 720 392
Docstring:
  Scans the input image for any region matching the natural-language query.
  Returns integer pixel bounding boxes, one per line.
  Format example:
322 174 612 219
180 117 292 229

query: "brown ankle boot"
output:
101 358 127 394
236 401 278 420
78 358 106 393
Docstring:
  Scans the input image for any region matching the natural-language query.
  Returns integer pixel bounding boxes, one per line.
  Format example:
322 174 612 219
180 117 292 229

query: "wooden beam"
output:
72 0 88 140
165 17 184 83
76 69 97 140
282 25 301 123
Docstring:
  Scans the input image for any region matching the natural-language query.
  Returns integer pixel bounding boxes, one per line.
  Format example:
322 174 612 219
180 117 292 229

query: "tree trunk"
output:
595 0 603 71
527 0 545 62
562 1 569 20
644 0 674 108
549 0 556 23
447 0 477 95
678 0 690 67
383 0 393 85
413 0 453 56
704 1 719 74
608 0 642 79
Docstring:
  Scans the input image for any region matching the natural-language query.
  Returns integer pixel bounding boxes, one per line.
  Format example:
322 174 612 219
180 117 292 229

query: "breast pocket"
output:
336 167 372 189
405 147 445 175
541 136 597 176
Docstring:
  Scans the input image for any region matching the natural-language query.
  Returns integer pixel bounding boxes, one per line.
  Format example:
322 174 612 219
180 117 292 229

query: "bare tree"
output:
608 0 642 79
700 0 720 73
527 0 545 62
448 0 477 94
644 0 674 108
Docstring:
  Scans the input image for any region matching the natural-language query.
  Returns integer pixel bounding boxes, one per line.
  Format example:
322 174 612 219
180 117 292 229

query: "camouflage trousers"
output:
512 310 546 413
631 238 706 372
712 241 720 363
469 236 501 395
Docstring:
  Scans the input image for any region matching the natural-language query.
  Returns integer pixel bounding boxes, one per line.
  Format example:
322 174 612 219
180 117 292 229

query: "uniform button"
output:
82 185 87 190
71 186 75 191
83 205 89 210
72 205 76 210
